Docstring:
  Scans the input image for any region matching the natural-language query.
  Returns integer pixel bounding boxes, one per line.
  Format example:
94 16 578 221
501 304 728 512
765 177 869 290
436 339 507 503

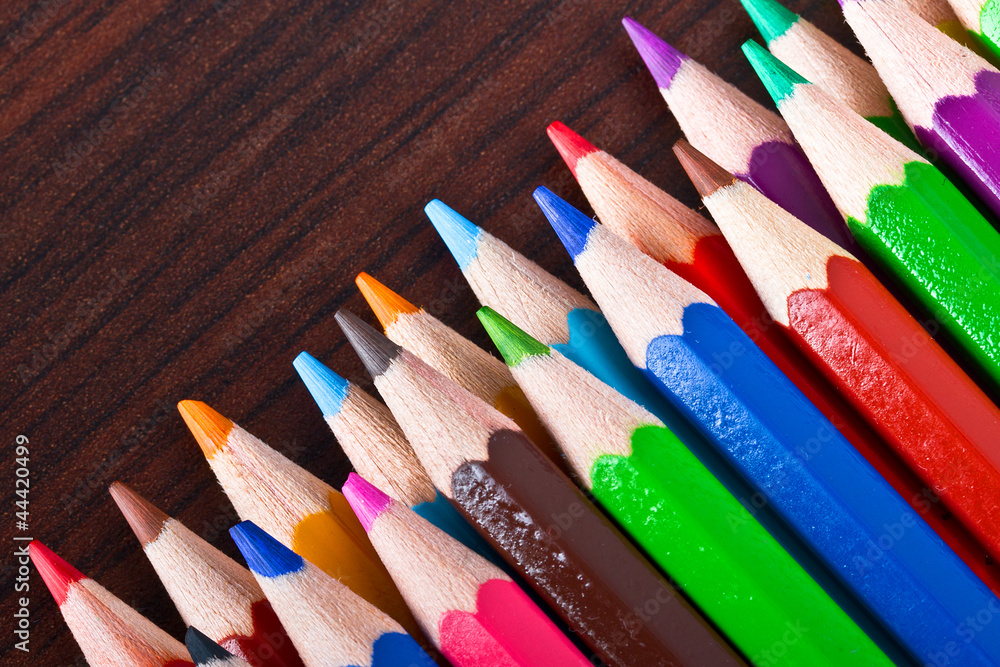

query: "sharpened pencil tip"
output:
336 309 401 380
673 140 738 198
109 482 169 547
178 401 234 459
293 352 350 418
186 627 234 665
547 121 598 177
622 17 686 89
29 541 84 606
478 307 550 367
533 186 596 260
742 39 808 106
356 272 419 329
739 0 799 44
343 473 392 532
230 521 304 578
424 200 482 271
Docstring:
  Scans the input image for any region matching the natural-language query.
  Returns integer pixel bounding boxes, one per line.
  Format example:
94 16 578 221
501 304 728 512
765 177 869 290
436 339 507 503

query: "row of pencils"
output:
33 0 1000 665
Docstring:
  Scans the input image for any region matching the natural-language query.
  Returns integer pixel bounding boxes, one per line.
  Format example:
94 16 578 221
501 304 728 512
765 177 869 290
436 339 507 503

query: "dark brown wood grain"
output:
0 0 859 663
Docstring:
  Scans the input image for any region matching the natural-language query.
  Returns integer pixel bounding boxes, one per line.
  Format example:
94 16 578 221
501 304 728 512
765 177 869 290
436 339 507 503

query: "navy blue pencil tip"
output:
230 521 304 578
533 186 595 260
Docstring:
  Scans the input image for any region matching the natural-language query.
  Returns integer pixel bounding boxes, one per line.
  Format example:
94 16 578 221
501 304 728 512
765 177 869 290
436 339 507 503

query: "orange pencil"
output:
176 400 418 637
355 272 561 468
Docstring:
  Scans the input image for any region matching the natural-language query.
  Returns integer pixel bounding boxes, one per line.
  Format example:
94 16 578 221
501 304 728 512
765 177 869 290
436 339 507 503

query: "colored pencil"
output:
620 16 856 253
535 184 1000 666
229 521 436 667
342 473 591 667
335 308 743 667
707 49 1000 563
842 0 1000 222
186 627 253 667
108 482 304 667
293 351 507 568
895 0 981 44
952 0 1000 61
354 272 561 467
742 38 1000 398
739 0 919 148
477 306 889 666
423 197 806 556
29 540 194 667
545 122 946 556
176 400 418 637
424 198 683 427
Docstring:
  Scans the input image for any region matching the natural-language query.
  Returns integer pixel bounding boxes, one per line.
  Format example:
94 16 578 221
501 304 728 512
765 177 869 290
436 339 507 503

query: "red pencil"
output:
677 139 1000 566
30 540 194 667
543 122 1000 592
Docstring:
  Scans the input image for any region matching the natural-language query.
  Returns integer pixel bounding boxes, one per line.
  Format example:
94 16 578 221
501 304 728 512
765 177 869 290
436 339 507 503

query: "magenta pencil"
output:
343 473 590 667
842 0 1000 219
621 16 858 254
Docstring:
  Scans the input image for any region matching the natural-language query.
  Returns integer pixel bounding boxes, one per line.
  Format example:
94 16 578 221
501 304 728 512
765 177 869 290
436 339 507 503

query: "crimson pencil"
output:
677 137 1000 575
545 122 939 548
30 540 194 667
335 308 743 667
109 482 304 667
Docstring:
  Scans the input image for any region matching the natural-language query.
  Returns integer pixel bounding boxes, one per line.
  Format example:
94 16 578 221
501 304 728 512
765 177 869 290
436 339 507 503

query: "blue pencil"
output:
535 185 1000 667
423 199 776 516
293 351 507 569
229 521 436 667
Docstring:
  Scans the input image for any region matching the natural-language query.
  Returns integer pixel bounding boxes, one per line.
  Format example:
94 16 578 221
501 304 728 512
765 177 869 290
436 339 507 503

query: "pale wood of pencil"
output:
514 352 655 484
61 578 191 667
844 0 984 128
774 79 928 223
664 58 793 173
463 230 595 345
767 16 894 118
329 384 437 508
703 179 852 326
574 149 716 265
366 499 509 646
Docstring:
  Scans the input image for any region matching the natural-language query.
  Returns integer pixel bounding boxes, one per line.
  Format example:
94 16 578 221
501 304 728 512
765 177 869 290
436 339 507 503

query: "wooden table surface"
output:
0 0 853 663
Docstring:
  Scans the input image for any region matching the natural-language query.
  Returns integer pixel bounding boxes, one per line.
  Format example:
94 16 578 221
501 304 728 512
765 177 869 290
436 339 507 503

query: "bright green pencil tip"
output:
477 307 550 367
739 0 800 44
742 39 809 106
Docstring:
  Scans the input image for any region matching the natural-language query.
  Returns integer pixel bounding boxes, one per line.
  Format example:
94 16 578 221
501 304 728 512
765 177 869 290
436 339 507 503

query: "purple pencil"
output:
842 0 1000 219
621 17 857 253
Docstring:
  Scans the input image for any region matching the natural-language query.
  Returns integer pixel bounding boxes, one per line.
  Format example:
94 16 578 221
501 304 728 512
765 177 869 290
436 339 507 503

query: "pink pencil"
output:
342 473 591 667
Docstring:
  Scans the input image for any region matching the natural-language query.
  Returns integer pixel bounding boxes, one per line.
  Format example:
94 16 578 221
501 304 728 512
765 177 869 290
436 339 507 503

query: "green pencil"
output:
476 306 891 667
743 40 1000 393
951 0 1000 65
740 0 919 149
